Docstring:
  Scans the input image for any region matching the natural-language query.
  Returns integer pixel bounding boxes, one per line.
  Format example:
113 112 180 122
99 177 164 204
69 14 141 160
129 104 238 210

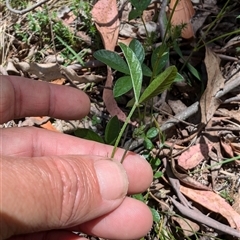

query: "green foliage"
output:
119 42 143 102
8 0 28 9
128 0 151 20
113 76 132 98
94 39 178 157
91 115 101 126
27 10 50 33
14 23 28 42
132 193 145 202
94 50 130 74
74 116 121 146
74 128 104 143
219 189 234 204
150 207 161 223
104 116 120 145
129 39 145 64
139 66 177 104
71 0 96 36
56 35 86 65
151 43 169 76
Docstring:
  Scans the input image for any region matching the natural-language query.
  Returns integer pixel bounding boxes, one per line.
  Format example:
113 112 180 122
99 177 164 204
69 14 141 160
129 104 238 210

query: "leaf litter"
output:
1 0 240 239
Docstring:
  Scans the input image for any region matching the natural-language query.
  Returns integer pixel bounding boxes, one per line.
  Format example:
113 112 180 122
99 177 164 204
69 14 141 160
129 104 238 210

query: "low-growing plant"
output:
71 0 96 36
93 39 182 160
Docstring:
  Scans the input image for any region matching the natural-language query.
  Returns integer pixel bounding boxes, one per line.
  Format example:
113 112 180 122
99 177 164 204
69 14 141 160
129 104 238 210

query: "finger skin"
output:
0 75 153 239
1 127 153 194
0 75 90 123
1 155 128 239
8 231 87 240
78 197 153 239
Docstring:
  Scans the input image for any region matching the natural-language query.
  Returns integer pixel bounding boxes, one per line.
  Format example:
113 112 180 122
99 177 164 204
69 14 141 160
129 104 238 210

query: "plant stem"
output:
191 155 240 174
111 103 138 158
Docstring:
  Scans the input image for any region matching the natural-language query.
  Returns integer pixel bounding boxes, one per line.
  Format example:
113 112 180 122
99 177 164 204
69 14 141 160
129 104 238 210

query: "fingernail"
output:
94 159 128 200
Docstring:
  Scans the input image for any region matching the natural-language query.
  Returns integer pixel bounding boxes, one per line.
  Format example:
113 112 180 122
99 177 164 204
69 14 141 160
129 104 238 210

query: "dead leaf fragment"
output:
169 0 195 39
91 0 119 51
200 47 225 124
92 0 129 122
178 144 212 170
180 186 240 230
172 216 200 236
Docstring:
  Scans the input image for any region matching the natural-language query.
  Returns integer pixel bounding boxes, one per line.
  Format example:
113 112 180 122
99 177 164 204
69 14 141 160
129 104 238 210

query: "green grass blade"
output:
56 35 85 65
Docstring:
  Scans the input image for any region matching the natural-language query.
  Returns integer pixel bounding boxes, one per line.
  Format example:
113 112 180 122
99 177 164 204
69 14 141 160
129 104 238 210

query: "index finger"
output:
0 75 90 123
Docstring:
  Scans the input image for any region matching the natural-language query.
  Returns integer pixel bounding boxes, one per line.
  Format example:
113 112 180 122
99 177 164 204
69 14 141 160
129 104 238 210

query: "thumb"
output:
1 155 128 239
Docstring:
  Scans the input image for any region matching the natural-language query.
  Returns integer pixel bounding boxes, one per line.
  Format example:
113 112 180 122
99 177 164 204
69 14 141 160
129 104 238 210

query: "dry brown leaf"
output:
217 108 240 123
220 139 234 158
180 186 240 230
23 117 59 132
172 216 200 236
118 37 134 46
50 78 65 85
40 120 59 132
232 190 240 215
200 47 225 124
91 0 119 51
92 0 128 122
169 0 195 39
178 144 212 170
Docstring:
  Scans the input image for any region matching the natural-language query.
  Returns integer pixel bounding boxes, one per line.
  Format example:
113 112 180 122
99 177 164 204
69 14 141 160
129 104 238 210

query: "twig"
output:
127 72 240 150
161 71 240 132
223 96 240 104
162 158 193 208
216 71 240 98
6 0 50 15
158 0 168 41
205 127 240 132
171 198 240 238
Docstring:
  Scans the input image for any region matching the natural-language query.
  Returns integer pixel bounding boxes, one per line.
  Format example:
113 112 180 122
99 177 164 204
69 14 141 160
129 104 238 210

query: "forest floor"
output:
1 0 240 239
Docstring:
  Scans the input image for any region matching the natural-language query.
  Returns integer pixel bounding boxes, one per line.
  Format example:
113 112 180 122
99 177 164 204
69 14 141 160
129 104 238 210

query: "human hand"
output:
0 76 153 240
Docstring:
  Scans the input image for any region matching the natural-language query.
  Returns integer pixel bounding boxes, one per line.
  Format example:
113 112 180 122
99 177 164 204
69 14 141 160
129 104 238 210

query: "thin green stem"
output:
180 0 231 72
197 29 240 51
111 103 138 158
141 16 150 39
191 155 240 174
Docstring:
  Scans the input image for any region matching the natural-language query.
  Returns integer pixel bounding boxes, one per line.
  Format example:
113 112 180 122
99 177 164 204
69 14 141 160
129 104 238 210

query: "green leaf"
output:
154 171 163 179
146 127 159 139
56 35 85 65
152 157 161 168
151 43 168 76
142 63 152 77
93 49 129 74
129 9 141 21
173 41 200 80
139 66 177 104
126 97 135 108
132 193 145 202
104 116 121 145
129 39 145 64
144 137 154 150
130 0 151 12
113 76 133 98
119 43 142 103
150 207 161 223
174 72 184 82
74 129 104 143
187 62 201 80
